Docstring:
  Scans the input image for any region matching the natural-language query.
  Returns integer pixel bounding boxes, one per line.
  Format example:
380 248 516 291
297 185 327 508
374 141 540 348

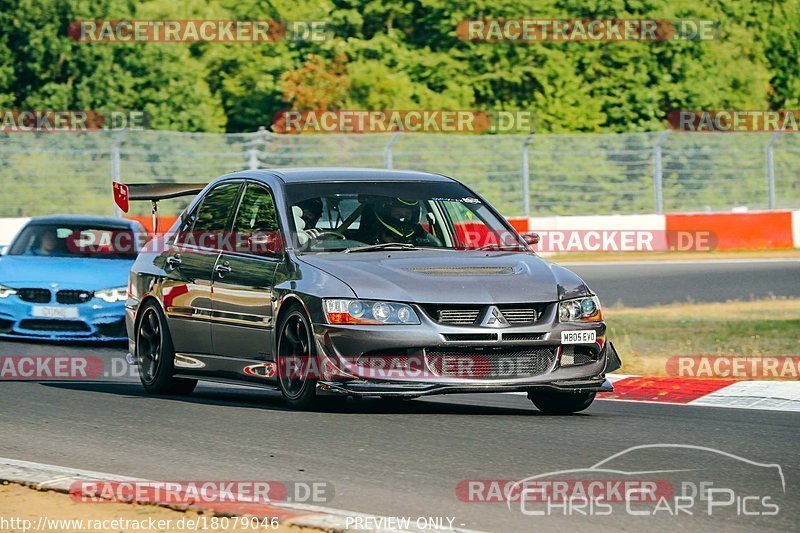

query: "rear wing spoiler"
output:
113 181 207 233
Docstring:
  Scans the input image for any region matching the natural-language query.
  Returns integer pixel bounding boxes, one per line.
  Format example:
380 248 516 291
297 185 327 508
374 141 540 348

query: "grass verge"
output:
606 298 800 377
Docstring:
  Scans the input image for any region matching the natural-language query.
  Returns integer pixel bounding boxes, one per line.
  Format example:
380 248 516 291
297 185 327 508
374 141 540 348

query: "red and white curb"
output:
0 457 483 533
602 374 800 412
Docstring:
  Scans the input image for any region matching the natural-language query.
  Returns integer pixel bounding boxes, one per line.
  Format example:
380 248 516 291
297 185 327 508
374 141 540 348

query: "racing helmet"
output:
375 198 421 239
296 197 323 228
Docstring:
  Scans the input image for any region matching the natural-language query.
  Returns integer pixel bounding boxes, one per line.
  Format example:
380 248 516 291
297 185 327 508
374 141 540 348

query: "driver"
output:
369 198 441 246
295 198 329 240
297 198 323 230
30 229 59 256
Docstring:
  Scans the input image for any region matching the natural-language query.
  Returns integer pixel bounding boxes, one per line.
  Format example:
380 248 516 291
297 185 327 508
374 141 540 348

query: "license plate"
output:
32 306 79 319
561 330 596 344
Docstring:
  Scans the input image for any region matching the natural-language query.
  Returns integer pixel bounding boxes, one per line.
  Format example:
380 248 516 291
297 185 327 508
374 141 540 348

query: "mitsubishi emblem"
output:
480 306 509 328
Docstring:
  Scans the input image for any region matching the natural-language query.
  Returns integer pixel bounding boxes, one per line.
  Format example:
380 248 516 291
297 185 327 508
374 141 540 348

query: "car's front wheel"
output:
528 390 595 415
136 302 197 396
276 305 318 409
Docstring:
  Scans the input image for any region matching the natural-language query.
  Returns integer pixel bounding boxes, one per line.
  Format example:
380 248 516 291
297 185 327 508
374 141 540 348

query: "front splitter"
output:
318 376 614 397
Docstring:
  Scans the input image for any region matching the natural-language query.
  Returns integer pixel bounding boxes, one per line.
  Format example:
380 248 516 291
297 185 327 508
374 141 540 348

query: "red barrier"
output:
123 212 792 251
506 217 529 232
127 215 178 234
665 211 794 250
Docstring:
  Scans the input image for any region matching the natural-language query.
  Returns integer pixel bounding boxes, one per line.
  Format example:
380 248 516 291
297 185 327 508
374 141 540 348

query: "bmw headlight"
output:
95 286 128 303
0 284 17 298
324 299 420 325
558 296 602 322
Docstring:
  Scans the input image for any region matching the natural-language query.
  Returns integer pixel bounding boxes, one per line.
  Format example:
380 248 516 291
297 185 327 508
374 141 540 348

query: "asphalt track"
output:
0 362 797 532
567 259 800 307
1 261 798 531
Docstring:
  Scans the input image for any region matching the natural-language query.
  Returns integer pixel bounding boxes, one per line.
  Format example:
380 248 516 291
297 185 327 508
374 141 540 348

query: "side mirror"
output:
245 232 284 256
0 245 7 256
521 232 540 246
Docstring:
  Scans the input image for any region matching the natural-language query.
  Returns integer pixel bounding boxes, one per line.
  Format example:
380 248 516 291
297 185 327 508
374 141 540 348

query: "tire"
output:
528 390 595 415
276 304 318 409
135 301 197 396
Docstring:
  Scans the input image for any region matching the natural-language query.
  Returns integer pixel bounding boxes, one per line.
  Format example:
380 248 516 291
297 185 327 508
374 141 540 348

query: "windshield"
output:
7 223 139 259
285 181 525 253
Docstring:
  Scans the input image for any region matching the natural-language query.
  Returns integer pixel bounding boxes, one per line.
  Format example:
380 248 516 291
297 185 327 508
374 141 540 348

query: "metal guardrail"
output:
1 128 798 218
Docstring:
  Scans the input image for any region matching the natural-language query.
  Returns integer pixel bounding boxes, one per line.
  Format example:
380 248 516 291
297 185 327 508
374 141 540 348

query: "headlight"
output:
558 296 602 322
95 286 128 303
324 299 420 325
0 284 17 298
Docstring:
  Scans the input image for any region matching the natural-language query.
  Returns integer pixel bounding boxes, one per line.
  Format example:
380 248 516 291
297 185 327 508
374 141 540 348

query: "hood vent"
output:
407 266 514 276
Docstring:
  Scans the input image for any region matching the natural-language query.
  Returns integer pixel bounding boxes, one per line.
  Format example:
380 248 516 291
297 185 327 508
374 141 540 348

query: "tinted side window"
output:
233 184 279 233
192 182 242 233
174 205 200 245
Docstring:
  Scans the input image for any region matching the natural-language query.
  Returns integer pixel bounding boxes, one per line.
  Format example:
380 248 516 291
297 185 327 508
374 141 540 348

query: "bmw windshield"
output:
285 181 526 253
7 223 138 260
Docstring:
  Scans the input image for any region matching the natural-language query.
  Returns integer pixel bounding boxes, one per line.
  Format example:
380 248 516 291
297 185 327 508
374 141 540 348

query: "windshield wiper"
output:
475 243 528 251
344 243 419 253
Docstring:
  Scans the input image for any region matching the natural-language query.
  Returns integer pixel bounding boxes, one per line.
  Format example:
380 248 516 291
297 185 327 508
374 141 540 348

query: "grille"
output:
499 307 537 324
425 347 556 379
56 290 93 304
560 346 596 366
425 304 544 326
17 288 51 303
437 308 481 325
96 319 127 338
502 333 545 341
18 319 90 332
443 333 498 342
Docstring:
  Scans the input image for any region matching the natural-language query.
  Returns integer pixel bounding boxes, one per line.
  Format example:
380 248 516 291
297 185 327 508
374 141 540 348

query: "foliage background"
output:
1 0 798 134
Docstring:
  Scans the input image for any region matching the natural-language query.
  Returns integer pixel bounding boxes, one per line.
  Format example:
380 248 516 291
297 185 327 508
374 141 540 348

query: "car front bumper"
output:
0 297 127 342
309 306 621 397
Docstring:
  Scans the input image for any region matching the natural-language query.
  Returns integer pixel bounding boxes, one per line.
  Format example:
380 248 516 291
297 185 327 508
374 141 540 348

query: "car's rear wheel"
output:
136 302 197 396
276 305 318 409
528 390 595 415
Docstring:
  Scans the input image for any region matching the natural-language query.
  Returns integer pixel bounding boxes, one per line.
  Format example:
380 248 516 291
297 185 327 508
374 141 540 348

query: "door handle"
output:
166 254 182 267
214 262 232 276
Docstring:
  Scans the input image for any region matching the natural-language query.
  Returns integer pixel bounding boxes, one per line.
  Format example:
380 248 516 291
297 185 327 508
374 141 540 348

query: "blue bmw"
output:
0 215 144 342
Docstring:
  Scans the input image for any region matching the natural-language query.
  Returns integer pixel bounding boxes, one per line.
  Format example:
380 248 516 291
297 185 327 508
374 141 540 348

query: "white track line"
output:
508 375 800 413
689 381 800 412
